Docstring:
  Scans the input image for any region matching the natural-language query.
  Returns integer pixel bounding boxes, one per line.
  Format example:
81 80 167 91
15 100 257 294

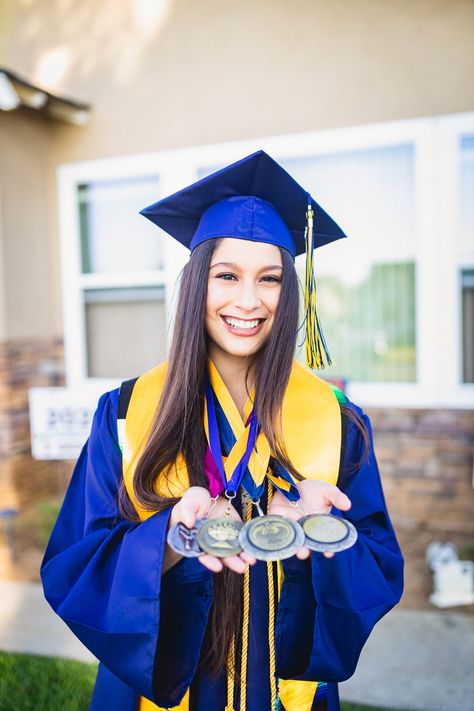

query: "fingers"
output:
268 503 301 521
321 484 351 511
222 555 248 574
199 546 335 571
297 480 352 513
297 546 335 560
267 490 287 513
240 550 257 566
198 554 223 573
198 553 253 574
296 545 311 560
175 487 212 528
268 490 302 521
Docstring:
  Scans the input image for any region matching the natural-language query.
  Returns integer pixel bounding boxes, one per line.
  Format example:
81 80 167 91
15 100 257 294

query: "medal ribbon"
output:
205 376 261 497
204 360 301 502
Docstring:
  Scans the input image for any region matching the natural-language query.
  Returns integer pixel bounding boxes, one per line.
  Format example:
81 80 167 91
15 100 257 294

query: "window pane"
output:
78 176 162 274
460 136 474 255
284 145 416 383
459 137 474 384
461 269 474 383
84 287 167 378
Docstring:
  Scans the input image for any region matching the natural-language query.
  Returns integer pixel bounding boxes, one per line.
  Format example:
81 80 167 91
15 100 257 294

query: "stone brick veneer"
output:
0 340 473 548
367 407 474 537
0 337 71 509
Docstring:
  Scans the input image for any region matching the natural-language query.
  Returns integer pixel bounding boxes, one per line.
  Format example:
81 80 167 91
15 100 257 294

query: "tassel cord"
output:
304 205 332 369
266 483 278 709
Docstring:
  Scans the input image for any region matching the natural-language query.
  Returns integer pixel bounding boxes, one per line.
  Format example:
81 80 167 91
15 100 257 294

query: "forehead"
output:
211 238 282 267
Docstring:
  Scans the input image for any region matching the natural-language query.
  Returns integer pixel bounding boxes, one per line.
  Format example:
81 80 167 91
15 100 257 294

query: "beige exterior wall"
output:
0 0 474 338
0 111 57 339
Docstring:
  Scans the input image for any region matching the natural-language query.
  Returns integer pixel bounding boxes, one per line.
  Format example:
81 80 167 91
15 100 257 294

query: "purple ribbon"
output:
205 377 260 496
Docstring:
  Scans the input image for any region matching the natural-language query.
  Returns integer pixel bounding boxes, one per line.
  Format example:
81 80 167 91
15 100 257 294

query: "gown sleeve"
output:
274 400 404 682
40 390 214 707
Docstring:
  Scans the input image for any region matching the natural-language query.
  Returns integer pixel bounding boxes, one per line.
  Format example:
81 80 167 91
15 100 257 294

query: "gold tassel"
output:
238 500 253 711
304 201 332 369
225 636 235 711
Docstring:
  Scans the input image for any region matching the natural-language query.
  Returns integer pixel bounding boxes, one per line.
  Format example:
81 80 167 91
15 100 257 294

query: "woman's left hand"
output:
267 479 352 560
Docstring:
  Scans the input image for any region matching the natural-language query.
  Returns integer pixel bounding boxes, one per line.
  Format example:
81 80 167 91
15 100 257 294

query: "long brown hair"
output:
119 237 368 675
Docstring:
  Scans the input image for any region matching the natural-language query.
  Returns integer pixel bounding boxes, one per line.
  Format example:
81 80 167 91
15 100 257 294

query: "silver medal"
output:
299 513 357 553
167 518 205 557
239 514 305 561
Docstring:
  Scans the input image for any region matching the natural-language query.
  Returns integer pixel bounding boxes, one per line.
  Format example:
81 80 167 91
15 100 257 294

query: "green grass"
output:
31 499 62 548
0 650 407 711
0 651 97 711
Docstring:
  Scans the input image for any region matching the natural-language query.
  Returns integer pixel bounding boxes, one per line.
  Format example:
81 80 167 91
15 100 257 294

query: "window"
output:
283 146 416 383
78 177 163 274
59 167 188 386
84 287 167 378
72 175 170 381
462 270 474 383
58 112 474 406
460 136 474 384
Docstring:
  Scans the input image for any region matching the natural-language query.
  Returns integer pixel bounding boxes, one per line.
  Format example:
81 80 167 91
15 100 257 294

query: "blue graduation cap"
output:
140 150 347 368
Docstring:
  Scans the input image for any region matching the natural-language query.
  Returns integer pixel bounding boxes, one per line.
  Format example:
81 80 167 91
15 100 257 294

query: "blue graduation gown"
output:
41 388 404 711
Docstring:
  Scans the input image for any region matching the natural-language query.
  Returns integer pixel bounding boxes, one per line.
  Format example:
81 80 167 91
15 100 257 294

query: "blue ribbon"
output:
205 377 260 496
206 379 301 502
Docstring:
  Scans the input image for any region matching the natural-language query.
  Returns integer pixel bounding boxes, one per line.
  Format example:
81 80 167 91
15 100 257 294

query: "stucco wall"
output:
0 112 56 340
3 0 474 161
0 0 473 337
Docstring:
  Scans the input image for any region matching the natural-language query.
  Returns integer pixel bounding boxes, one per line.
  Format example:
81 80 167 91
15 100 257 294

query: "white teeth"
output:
224 317 261 330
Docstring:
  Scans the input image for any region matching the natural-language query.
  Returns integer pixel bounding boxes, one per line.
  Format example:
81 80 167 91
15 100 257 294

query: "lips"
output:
220 315 265 336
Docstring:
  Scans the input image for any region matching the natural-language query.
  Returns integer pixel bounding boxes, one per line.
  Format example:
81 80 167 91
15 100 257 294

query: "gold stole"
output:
121 360 341 711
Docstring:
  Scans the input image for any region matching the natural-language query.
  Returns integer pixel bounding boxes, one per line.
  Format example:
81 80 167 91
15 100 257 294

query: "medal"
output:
239 513 304 561
198 378 262 558
299 513 357 553
197 516 243 557
167 518 205 557
196 490 243 557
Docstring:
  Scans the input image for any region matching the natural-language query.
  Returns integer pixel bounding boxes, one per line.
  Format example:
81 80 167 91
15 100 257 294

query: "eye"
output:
216 272 238 281
260 275 281 283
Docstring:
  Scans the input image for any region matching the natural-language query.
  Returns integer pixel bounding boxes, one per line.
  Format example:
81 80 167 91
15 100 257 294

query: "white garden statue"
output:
426 542 474 608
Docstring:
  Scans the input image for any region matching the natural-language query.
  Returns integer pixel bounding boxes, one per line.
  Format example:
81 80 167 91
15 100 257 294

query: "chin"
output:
222 337 267 359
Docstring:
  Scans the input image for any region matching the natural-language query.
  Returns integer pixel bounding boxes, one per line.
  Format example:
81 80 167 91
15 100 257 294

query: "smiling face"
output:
205 238 283 364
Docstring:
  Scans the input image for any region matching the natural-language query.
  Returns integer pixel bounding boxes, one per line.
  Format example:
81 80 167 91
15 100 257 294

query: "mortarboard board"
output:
140 150 347 369
139 150 346 258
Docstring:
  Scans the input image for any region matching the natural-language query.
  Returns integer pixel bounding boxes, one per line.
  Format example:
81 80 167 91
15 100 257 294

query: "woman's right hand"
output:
167 486 256 575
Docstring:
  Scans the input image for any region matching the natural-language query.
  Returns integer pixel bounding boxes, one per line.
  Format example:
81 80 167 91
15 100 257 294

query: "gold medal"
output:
197 517 243 557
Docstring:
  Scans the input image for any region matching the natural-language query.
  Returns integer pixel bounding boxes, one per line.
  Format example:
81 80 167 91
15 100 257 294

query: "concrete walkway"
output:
339 608 474 711
0 580 95 663
1 580 473 710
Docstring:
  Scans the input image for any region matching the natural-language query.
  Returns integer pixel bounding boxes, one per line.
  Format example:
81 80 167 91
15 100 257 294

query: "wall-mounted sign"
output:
28 387 105 460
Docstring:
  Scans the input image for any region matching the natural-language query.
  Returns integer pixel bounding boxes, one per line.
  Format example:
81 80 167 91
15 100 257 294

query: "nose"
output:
233 279 262 312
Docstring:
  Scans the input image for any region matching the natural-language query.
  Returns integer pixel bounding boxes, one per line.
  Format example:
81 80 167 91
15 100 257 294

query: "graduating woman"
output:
41 150 404 711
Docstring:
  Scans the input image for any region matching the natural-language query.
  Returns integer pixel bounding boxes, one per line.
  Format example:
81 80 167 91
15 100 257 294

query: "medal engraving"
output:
167 518 205 557
239 515 305 561
299 513 358 553
197 518 243 557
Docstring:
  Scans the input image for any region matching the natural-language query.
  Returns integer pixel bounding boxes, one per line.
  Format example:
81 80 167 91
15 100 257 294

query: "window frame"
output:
57 112 474 407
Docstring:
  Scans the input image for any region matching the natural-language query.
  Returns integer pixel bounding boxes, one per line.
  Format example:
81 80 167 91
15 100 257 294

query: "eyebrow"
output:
210 261 283 270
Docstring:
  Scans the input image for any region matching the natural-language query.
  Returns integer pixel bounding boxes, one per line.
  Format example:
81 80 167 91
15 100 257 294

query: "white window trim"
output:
57 112 474 408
